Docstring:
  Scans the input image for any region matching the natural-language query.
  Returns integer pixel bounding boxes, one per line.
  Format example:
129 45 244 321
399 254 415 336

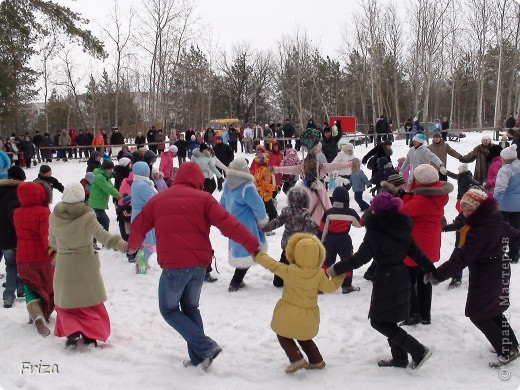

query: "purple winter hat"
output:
370 192 403 213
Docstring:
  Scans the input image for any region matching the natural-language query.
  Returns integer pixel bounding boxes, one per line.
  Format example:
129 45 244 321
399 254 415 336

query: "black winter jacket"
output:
0 180 22 250
333 211 435 322
213 143 234 167
36 174 64 193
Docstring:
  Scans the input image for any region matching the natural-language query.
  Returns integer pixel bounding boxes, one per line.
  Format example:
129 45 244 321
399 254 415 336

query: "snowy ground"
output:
0 130 519 390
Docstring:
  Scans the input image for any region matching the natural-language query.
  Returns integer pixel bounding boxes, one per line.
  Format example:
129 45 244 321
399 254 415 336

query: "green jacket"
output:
88 168 120 209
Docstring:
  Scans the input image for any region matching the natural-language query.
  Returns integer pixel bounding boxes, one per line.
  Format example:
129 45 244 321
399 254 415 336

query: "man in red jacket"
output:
128 162 259 370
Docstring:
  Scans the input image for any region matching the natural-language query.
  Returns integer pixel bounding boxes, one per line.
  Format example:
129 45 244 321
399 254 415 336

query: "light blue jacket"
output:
219 169 267 267
494 160 520 212
221 129 230 144
0 150 11 179
131 162 157 248
350 170 369 192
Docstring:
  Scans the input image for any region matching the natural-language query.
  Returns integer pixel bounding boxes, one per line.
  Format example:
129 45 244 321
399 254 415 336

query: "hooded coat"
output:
332 145 355 176
333 212 435 322
494 159 520 212
131 163 157 249
0 150 11 179
433 199 520 320
401 144 443 178
263 187 318 249
191 148 222 180
254 234 345 340
128 162 259 269
427 139 461 166
50 202 125 309
219 166 267 267
401 181 453 266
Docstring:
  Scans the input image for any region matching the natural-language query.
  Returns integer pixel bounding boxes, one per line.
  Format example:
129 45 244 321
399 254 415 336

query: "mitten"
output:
423 272 440 286
326 266 338 278
46 247 57 261
439 166 447 175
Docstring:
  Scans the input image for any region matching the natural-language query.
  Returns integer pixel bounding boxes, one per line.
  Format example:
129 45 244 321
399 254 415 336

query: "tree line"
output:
0 0 519 138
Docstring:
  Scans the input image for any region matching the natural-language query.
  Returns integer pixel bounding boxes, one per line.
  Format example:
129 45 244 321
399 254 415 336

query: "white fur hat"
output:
500 144 518 161
228 157 249 173
169 145 178 153
481 135 492 143
458 163 469 173
341 143 354 152
62 183 85 204
118 157 131 167
413 164 439 184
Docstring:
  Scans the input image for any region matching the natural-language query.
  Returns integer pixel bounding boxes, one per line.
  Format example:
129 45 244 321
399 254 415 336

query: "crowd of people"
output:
1 118 520 375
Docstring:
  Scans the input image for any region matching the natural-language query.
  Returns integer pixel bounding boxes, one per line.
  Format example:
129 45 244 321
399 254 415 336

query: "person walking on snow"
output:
127 162 260 371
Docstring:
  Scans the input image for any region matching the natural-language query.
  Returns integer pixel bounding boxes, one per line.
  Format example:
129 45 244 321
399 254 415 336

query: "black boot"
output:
401 335 431 370
82 334 98 347
66 332 82 349
401 314 421 326
378 339 409 368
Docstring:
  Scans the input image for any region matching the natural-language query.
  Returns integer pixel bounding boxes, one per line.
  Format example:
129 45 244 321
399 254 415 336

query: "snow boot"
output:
27 301 50 337
410 347 432 370
490 347 520 368
204 273 218 283
448 278 462 289
305 361 326 370
401 314 421 326
200 346 222 371
82 334 98 347
228 281 245 292
285 358 308 373
378 339 408 368
66 332 82 349
342 285 360 294
378 359 408 368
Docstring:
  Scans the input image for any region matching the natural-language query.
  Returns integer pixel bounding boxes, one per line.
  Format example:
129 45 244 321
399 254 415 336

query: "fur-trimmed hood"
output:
287 186 311 209
380 181 400 195
53 201 93 219
413 181 453 197
226 168 254 190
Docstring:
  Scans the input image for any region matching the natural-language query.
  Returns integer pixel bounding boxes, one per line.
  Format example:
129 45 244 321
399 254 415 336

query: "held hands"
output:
126 245 137 256
423 272 440 286
326 267 338 278
439 165 447 175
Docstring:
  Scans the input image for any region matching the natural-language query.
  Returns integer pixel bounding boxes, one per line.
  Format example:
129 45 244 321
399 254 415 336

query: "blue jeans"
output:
158 266 218 365
2 249 23 304
354 192 370 211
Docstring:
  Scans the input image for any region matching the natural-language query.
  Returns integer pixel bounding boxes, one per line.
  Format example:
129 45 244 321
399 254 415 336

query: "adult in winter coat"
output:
321 126 343 163
375 115 390 143
262 187 318 287
88 160 121 231
493 145 520 263
51 183 126 348
174 134 189 165
400 164 453 325
32 131 43 162
213 136 234 191
332 143 355 178
131 162 158 271
40 133 53 162
135 131 146 149
58 130 71 161
253 234 345 373
155 129 166 153
146 128 157 153
75 130 89 158
0 150 11 179
191 144 222 194
362 140 393 179
268 141 284 187
127 162 260 369
483 145 503 196
427 132 461 180
459 135 492 184
37 165 64 193
109 127 125 157
86 151 102 173
14 181 54 337
219 158 268 291
228 126 239 153
327 192 435 370
19 136 35 169
429 189 520 367
91 130 105 152
400 133 446 181
0 166 26 308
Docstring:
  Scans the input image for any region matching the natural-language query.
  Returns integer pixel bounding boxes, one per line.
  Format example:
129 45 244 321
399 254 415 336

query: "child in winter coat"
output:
117 172 133 244
327 192 435 370
14 181 55 337
350 158 370 211
131 162 158 273
280 148 301 194
37 165 64 193
254 233 345 373
318 186 363 294
252 153 278 223
80 172 94 202
86 151 102 173
427 189 520 367
262 187 318 287
151 168 168 192
446 164 482 213
187 135 200 160
400 133 446 181
371 157 397 195
441 212 468 288
484 145 503 197
396 157 409 182
269 141 284 189
219 158 268 292
159 145 177 178
332 143 355 179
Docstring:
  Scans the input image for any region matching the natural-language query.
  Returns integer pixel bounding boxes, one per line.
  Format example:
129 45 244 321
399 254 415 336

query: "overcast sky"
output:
58 0 360 57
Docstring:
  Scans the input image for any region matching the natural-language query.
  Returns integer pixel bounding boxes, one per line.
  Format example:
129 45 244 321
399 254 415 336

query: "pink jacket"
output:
159 151 174 178
485 156 502 196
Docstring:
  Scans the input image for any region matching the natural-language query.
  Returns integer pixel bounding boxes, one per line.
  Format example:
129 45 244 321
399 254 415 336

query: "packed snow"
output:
0 130 518 390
